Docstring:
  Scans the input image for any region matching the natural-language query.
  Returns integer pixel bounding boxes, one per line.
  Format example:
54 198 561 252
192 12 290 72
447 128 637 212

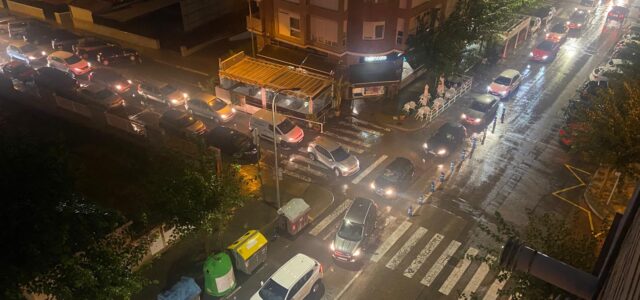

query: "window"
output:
396 18 405 45
363 21 385 40
311 0 338 11
278 10 302 38
290 17 301 38
311 16 338 47
316 146 331 159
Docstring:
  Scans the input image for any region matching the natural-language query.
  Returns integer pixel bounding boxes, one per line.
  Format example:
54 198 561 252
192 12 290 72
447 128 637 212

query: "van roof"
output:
253 109 287 124
271 253 316 289
344 198 374 224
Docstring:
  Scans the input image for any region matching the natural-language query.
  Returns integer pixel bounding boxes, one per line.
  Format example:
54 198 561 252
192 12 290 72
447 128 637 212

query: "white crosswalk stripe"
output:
308 199 353 236
421 240 462 287
439 247 479 295
403 233 444 278
385 227 428 270
371 220 412 262
462 255 495 297
352 154 388 184
483 272 509 300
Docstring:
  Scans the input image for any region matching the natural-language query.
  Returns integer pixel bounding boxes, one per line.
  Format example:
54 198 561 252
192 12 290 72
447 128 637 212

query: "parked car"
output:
249 109 304 146
47 51 93 76
331 198 377 262
204 126 258 164
545 23 568 43
21 23 55 45
137 81 189 107
307 136 360 177
77 83 125 108
72 38 116 60
251 253 323 300
50 30 82 51
460 94 500 126
589 59 630 81
423 122 467 157
159 109 206 137
529 40 560 62
2 61 36 83
567 9 591 30
96 45 142 65
607 6 629 23
370 157 414 198
186 97 235 122
6 41 47 64
34 66 78 93
88 68 132 94
580 0 598 7
487 69 521 98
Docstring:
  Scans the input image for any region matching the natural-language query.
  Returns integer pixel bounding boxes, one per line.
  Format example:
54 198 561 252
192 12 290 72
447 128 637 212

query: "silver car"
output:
331 198 377 263
307 136 359 177
6 41 47 65
77 83 125 108
186 98 235 122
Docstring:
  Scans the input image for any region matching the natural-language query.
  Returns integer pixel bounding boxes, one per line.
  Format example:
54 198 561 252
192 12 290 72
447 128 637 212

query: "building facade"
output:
248 0 457 99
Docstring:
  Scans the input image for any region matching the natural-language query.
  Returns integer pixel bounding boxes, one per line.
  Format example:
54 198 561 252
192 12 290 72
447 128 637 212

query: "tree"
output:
468 211 600 299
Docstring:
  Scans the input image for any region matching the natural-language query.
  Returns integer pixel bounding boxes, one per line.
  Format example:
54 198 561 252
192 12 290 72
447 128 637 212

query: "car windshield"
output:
258 279 288 300
277 119 295 134
65 55 82 65
551 24 565 33
19 44 36 52
95 90 113 99
571 12 587 22
211 99 227 110
494 76 511 85
177 115 196 127
338 220 363 241
330 146 350 162
382 167 401 183
537 41 555 51
160 84 177 94
470 101 491 112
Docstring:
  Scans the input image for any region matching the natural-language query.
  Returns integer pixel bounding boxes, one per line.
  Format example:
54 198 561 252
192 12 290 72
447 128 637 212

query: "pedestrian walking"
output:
407 205 414 217
439 171 445 183
430 180 436 193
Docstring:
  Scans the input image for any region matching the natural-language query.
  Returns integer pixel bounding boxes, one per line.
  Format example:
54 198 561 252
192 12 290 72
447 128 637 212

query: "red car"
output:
530 40 560 62
566 9 591 30
546 23 568 43
1 61 36 82
606 6 629 23
559 123 586 148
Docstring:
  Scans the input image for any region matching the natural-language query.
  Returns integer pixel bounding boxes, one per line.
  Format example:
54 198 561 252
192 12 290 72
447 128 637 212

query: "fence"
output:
406 74 473 124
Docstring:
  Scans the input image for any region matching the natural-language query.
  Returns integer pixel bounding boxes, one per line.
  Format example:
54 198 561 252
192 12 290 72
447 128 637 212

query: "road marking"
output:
371 220 411 262
483 272 510 300
439 247 479 295
352 154 388 184
335 269 363 300
308 199 353 236
385 227 428 270
403 233 444 278
462 255 495 297
420 240 461 286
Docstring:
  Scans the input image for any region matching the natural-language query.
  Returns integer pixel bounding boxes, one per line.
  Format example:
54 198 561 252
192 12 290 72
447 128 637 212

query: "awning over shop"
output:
220 52 332 99
258 45 334 75
349 60 402 86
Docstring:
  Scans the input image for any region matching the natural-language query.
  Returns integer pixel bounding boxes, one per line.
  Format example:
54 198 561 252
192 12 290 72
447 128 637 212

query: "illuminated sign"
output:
364 56 387 62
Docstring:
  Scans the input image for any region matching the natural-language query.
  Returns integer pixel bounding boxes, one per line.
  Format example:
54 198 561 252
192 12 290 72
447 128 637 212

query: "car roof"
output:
499 69 520 78
50 51 74 59
439 122 463 132
344 198 374 225
312 136 340 151
611 6 628 12
270 254 316 289
386 157 413 172
9 40 29 47
252 109 287 124
473 94 498 104
81 83 107 93
162 109 187 120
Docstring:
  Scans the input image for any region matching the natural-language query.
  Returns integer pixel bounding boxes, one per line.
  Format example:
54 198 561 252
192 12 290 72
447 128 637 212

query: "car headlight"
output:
486 85 491 92
182 92 189 99
545 33 550 38
87 62 92 67
542 55 549 60
385 188 395 196
220 113 228 119
422 143 428 149
288 137 295 141
170 99 179 104
41 51 46 56
529 52 533 57
437 149 447 155
578 24 582 27
475 118 482 123
500 90 507 96
566 21 571 25
231 108 236 113
370 182 376 189
115 84 122 90
28 56 36 60
339 164 350 171
127 79 132 84
353 248 361 257
461 113 467 119
330 241 335 251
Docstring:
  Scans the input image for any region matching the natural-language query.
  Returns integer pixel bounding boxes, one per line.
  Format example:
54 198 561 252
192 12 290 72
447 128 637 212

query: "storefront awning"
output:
258 45 334 75
349 60 402 86
220 52 332 99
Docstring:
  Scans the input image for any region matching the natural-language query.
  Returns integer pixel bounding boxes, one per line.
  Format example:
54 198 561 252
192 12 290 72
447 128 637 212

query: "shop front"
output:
348 59 402 99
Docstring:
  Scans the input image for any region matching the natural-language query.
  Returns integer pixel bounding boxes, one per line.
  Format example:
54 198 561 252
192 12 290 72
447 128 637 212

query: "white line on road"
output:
371 220 411 263
462 255 495 297
352 154 388 184
420 240 462 286
483 272 510 300
439 247 479 295
403 233 444 278
335 269 363 300
308 199 353 236
385 227 428 270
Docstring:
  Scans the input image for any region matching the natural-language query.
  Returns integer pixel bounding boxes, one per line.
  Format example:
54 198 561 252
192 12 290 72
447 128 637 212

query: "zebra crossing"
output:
309 206 507 299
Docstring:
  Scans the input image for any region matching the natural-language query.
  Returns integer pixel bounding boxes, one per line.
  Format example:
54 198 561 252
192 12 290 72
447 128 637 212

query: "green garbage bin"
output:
203 252 236 297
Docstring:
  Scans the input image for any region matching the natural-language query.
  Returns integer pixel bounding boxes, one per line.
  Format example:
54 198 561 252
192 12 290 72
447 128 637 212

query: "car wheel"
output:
334 168 341 177
311 280 321 294
308 152 317 161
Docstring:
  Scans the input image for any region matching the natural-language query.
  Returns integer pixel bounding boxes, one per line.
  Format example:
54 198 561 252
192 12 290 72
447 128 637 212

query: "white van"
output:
251 253 323 300
250 109 304 145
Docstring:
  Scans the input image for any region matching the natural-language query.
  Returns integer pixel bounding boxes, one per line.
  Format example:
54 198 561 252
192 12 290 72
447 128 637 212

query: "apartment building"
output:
248 0 457 99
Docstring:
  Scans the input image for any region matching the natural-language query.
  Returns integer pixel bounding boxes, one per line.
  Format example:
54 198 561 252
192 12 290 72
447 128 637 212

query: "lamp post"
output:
271 87 301 209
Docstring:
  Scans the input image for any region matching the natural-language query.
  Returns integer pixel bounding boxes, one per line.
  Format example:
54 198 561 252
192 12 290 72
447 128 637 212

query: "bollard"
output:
501 107 506 124
450 161 455 174
418 195 425 205
407 205 413 217
430 180 436 193
471 135 478 151
439 171 445 183
492 115 497 133
461 149 467 161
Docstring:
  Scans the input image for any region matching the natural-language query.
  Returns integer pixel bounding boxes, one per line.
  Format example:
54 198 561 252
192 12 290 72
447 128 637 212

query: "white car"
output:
251 253 323 300
47 51 93 76
589 59 630 81
487 69 522 98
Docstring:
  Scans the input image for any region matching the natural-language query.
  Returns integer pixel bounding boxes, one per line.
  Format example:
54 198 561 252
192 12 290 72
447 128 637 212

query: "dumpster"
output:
157 276 201 300
227 230 268 275
203 252 236 297
277 198 310 236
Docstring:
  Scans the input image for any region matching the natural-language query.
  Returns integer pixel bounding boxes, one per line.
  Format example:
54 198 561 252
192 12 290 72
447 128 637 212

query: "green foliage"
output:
470 211 600 299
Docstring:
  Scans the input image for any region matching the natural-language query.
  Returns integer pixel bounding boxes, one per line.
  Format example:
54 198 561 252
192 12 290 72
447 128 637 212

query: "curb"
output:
382 120 429 132
307 188 336 223
151 58 211 77
583 190 605 220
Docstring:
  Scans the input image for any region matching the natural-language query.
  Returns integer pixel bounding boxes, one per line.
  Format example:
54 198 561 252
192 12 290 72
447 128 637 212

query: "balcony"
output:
246 15 263 33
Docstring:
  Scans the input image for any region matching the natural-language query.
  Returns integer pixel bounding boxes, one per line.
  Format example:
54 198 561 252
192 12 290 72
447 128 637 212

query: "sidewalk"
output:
134 181 334 300
584 167 637 221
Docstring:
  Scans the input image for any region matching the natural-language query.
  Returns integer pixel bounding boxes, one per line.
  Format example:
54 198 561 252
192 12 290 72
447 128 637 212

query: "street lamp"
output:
271 87 300 209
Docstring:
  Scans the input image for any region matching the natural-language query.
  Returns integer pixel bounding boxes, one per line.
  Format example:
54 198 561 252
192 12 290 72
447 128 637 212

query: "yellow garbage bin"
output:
227 230 268 275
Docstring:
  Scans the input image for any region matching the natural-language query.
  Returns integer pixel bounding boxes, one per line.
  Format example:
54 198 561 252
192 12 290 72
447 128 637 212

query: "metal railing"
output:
413 75 473 123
